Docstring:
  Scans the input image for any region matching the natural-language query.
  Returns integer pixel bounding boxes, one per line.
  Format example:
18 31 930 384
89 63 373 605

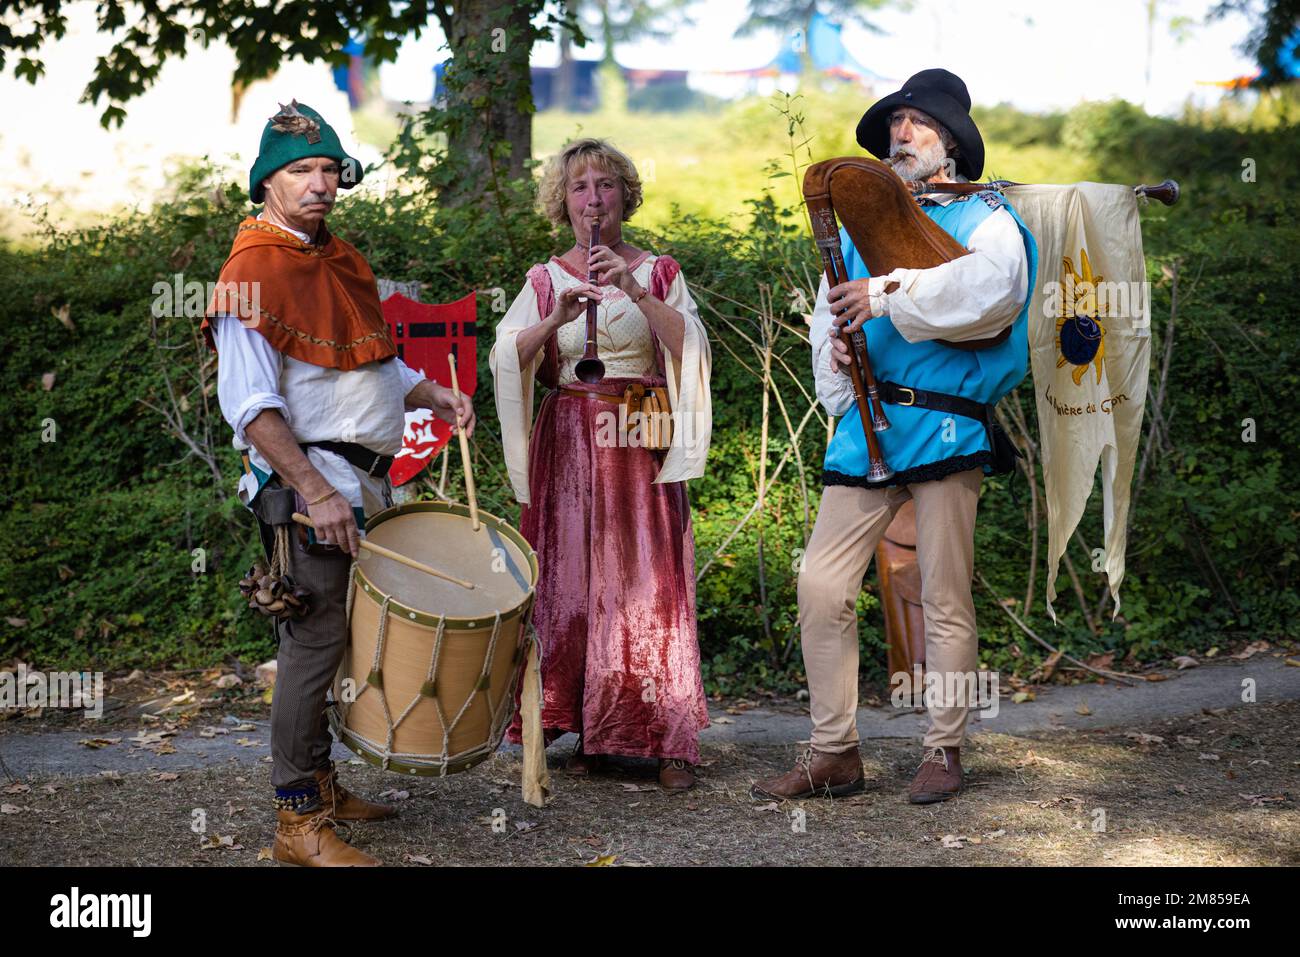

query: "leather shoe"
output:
908 746 963 804
272 808 382 866
749 746 865 800
658 758 696 790
564 737 604 775
314 762 398 821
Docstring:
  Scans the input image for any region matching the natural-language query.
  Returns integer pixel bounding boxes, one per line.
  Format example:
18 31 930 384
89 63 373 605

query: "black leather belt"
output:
878 380 992 425
877 380 1023 475
301 441 394 478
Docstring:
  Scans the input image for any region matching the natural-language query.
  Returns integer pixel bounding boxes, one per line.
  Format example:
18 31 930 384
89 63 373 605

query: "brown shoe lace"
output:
281 806 343 838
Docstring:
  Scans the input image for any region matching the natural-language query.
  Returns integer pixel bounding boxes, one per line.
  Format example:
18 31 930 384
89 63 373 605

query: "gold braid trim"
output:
237 219 326 256
228 295 393 352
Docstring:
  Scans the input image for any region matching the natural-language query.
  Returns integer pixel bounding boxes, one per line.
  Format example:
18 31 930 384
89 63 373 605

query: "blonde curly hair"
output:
539 138 643 227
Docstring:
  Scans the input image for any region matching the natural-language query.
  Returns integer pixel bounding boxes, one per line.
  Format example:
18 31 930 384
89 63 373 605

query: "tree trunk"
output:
556 29 577 111
439 0 537 206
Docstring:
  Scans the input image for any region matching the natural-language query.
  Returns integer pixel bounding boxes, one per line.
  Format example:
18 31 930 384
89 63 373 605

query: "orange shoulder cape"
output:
201 216 396 370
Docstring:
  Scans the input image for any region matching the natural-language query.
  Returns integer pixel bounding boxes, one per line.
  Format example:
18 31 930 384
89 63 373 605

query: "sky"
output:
0 0 1267 228
379 0 1261 116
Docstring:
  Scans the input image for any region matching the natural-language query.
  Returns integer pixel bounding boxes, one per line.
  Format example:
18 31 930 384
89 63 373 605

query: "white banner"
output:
1003 183 1152 622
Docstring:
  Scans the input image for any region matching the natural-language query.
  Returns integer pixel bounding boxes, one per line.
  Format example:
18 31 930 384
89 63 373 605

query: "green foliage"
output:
2 93 1297 693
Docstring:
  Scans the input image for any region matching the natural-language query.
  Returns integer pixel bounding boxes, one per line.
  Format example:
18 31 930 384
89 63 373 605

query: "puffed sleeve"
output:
652 261 712 485
488 275 544 504
212 315 289 445
808 274 857 417
882 206 1029 343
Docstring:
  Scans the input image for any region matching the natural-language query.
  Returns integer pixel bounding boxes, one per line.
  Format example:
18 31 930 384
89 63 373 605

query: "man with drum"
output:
751 69 1037 806
202 100 474 866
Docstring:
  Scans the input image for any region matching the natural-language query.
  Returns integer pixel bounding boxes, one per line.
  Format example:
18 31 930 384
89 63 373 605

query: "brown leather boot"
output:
658 758 696 790
272 808 382 867
314 762 398 821
908 746 963 804
749 746 865 801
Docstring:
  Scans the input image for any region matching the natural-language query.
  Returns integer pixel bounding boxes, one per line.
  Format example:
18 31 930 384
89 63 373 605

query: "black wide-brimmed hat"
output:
856 68 984 180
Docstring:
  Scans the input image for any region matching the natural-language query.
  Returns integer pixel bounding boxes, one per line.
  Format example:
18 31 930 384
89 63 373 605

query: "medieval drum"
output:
331 501 538 775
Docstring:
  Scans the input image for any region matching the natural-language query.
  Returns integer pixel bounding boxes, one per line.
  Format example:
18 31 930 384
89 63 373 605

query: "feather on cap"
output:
268 99 322 144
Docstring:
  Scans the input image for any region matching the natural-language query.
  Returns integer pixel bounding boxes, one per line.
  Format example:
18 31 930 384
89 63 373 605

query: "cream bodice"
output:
546 254 660 384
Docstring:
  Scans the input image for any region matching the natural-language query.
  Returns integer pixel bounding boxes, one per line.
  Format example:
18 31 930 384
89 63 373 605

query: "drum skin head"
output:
360 503 534 620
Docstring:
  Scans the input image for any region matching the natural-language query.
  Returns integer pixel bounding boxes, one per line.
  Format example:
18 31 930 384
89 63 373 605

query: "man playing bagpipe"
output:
752 69 1038 805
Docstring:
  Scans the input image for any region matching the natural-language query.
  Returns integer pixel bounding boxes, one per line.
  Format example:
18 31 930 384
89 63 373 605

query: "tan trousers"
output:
799 468 982 751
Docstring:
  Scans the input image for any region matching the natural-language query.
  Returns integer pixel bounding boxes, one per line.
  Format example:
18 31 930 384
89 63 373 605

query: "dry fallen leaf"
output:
155 772 180 782
1017 749 1065 768
1238 793 1286 807
1232 640 1270 660
585 854 617 867
199 834 243 851
78 737 122 749
1124 731 1165 746
1075 701 1092 716
1198 752 1221 761
1011 691 1034 704
1172 655 1199 670
257 848 273 862
1 804 26 814
752 802 781 813
52 303 74 331
941 834 965 848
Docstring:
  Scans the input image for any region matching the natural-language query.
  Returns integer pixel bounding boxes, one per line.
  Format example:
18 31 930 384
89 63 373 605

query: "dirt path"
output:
1 659 1296 866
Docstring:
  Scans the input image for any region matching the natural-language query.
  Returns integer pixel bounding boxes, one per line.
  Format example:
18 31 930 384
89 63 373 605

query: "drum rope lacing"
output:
346 572 508 773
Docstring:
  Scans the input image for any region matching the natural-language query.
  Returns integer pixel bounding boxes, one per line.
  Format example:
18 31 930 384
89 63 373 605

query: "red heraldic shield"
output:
382 291 478 486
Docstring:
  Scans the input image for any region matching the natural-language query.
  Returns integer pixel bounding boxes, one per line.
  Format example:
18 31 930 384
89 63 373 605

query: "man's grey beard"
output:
890 139 950 181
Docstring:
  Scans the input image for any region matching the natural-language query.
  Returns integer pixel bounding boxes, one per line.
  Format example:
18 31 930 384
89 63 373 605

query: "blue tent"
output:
764 11 885 81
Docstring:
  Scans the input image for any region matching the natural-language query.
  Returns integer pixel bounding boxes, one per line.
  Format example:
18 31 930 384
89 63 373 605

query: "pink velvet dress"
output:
504 254 710 763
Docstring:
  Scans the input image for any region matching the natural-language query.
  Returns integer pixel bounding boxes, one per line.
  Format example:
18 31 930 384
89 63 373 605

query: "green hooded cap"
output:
248 99 364 204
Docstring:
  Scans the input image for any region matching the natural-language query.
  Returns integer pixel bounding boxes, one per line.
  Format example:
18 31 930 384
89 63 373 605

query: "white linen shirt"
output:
213 215 425 513
811 191 1030 417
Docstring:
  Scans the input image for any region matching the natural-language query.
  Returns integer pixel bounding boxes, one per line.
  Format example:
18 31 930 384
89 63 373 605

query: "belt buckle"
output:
896 386 916 407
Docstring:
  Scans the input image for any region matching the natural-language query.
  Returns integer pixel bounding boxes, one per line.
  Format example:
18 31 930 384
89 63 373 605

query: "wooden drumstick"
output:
446 353 481 531
291 513 475 590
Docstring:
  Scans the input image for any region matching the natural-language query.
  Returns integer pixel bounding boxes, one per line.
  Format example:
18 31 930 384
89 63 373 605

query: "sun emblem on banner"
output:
1057 247 1106 385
